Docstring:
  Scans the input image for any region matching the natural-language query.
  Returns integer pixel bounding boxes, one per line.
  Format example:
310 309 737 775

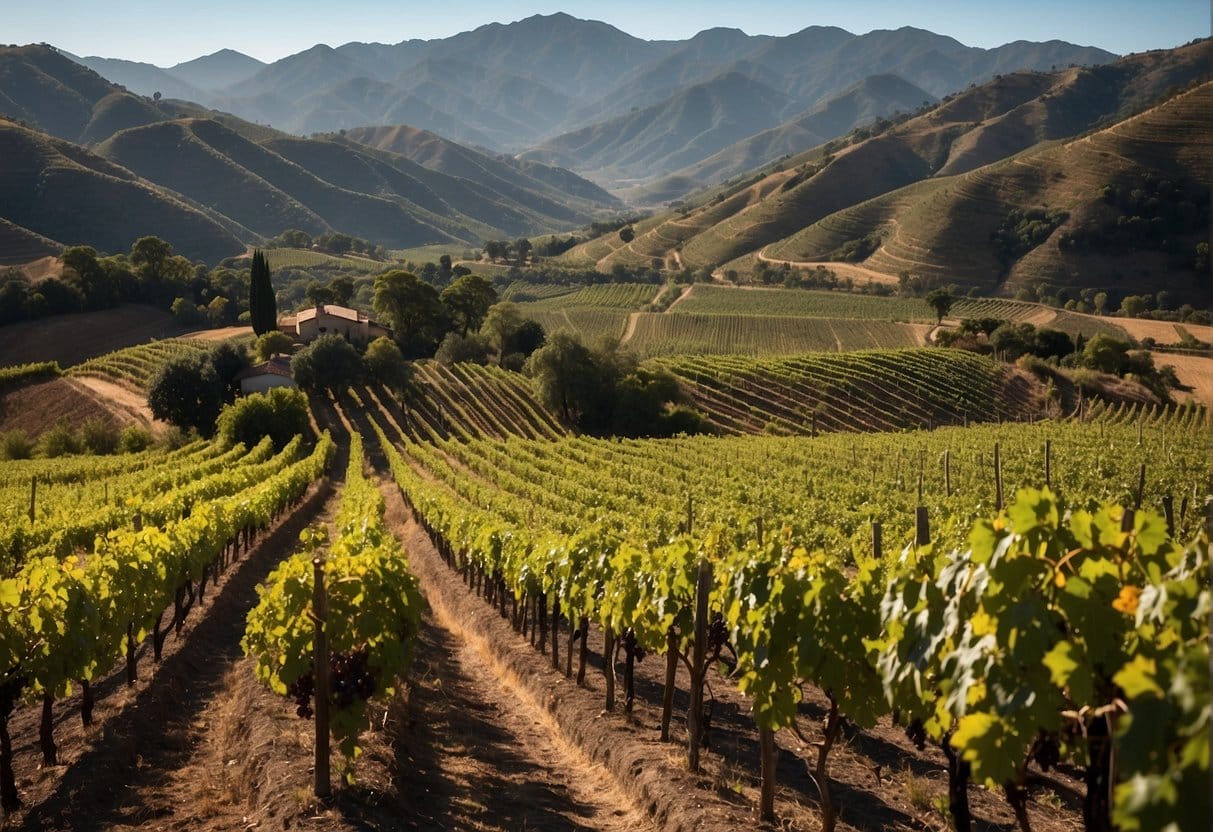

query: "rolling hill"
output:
622 74 936 203
342 124 620 214
0 45 169 143
520 73 796 184
0 45 624 263
0 117 245 262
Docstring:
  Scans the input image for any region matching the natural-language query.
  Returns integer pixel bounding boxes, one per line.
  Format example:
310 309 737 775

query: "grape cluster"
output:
707 614 729 653
288 673 314 718
331 649 376 709
285 649 377 718
1031 731 1061 772
905 717 927 750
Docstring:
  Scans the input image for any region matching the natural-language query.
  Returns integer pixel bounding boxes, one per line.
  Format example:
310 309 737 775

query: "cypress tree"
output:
249 249 277 335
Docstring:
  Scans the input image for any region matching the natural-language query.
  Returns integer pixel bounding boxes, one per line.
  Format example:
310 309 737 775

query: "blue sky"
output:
6 0 1208 65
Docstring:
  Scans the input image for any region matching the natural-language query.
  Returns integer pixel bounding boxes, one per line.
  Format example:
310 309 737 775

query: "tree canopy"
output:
526 333 707 437
373 270 451 358
290 333 364 393
147 354 223 436
440 274 497 337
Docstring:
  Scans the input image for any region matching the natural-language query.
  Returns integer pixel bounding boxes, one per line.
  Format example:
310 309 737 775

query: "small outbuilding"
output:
234 355 297 395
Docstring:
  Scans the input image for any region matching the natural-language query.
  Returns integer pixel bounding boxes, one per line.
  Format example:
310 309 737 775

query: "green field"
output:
626 313 926 356
525 283 661 310
671 285 934 321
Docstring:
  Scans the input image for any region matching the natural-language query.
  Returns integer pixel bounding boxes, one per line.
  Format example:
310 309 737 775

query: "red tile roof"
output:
235 355 294 381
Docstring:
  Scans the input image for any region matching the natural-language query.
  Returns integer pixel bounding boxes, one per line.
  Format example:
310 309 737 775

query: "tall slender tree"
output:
249 249 277 335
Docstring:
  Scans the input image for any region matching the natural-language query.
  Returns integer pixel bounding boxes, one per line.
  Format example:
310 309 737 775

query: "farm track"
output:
342 397 673 832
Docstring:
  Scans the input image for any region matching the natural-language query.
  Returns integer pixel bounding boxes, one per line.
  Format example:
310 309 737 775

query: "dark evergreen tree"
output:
249 249 277 335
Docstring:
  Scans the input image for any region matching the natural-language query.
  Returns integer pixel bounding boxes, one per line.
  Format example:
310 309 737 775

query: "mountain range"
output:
0 44 620 264
1 14 1205 302
60 14 1118 188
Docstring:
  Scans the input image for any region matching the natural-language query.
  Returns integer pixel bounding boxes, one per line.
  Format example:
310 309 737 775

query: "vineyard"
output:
653 348 1042 434
951 298 1131 339
0 362 60 392
399 361 567 441
69 338 214 391
626 312 928 355
263 248 386 273
0 322 1207 831
670 285 935 321
371 400 1209 832
0 429 332 810
521 283 662 310
522 308 630 343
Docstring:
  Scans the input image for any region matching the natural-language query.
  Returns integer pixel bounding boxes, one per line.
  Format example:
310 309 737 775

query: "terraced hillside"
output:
557 41 1210 305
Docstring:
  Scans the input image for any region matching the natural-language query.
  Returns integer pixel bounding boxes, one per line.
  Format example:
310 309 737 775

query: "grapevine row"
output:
0 432 332 812
372 414 1207 831
243 430 422 764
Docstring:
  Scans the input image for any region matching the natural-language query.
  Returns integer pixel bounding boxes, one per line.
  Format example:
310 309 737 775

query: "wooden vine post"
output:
1044 439 1051 488
312 557 331 800
993 443 1003 511
687 556 713 772
944 449 951 497
871 521 883 560
915 507 930 547
759 725 776 821
28 478 36 523
603 627 616 711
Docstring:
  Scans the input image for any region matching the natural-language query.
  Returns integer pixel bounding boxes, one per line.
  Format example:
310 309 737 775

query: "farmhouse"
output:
234 355 296 395
279 304 391 346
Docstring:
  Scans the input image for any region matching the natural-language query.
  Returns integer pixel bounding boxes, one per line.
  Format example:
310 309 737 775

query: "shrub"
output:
1015 354 1054 379
217 387 310 451
158 426 192 450
435 332 492 366
40 421 83 457
364 337 411 391
0 430 34 460
255 331 295 361
118 425 153 453
80 418 119 455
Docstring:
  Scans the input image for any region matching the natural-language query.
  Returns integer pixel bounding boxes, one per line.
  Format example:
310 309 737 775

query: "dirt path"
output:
755 250 901 286
621 312 641 344
394 573 658 832
664 284 693 312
